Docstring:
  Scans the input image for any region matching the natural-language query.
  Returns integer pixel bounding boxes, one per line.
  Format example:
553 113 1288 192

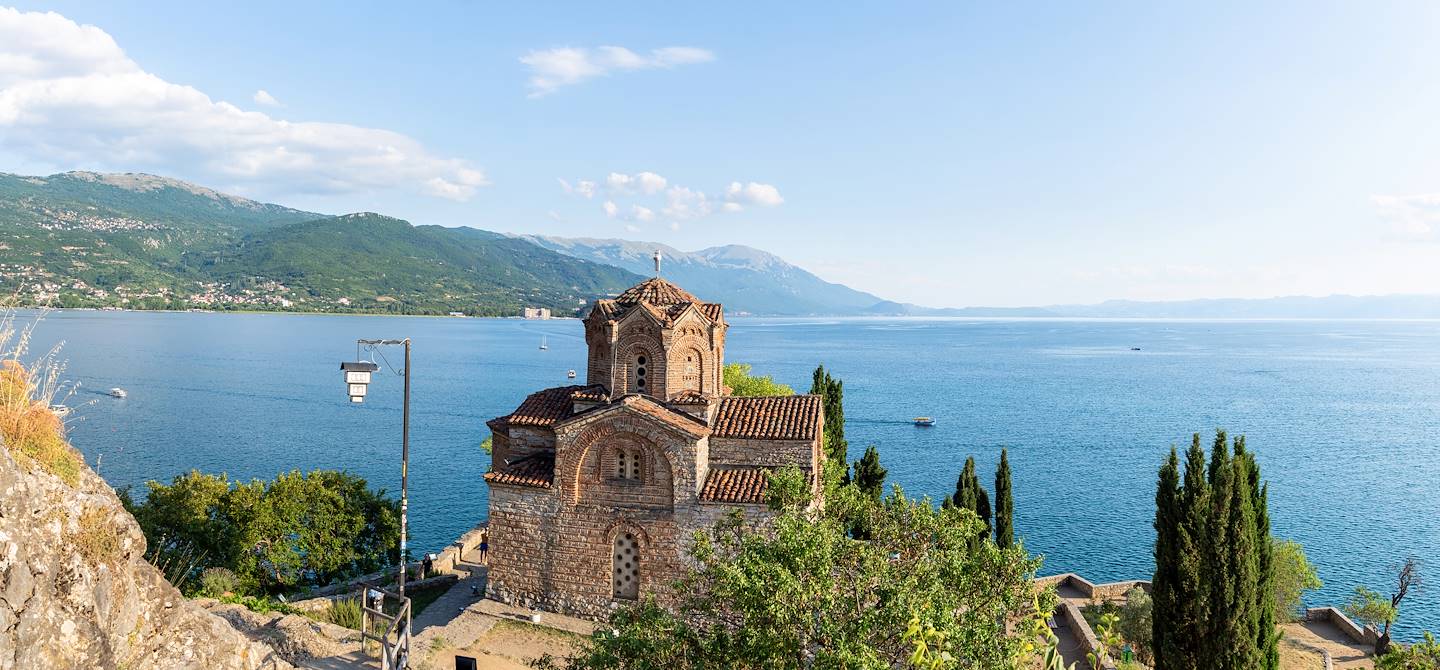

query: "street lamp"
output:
340 361 380 403
341 339 412 600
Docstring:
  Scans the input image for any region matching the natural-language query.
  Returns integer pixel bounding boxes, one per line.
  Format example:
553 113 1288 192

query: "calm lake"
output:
32 310 1440 638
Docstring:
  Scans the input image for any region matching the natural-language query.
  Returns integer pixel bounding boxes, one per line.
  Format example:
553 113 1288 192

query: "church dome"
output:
613 277 700 307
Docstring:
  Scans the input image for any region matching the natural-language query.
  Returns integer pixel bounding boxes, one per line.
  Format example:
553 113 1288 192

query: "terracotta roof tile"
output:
585 280 722 326
571 387 608 402
484 454 554 488
670 390 712 404
700 467 773 503
502 385 606 427
615 277 700 306
619 396 710 436
712 395 823 441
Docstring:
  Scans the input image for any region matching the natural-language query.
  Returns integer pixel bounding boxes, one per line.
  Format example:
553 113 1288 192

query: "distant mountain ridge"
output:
516 235 887 316
0 171 640 315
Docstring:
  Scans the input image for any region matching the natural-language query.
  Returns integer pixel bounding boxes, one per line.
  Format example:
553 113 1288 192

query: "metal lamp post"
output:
341 338 412 599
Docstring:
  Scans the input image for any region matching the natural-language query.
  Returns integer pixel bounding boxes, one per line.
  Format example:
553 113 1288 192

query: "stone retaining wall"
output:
1306 607 1380 647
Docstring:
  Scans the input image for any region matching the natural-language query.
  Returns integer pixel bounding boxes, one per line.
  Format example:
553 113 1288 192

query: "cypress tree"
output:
1236 437 1279 669
952 457 977 512
1222 456 1261 669
853 445 887 500
1152 447 1182 669
975 486 992 539
994 449 1014 549
1205 434 1233 663
811 365 849 483
1174 434 1210 670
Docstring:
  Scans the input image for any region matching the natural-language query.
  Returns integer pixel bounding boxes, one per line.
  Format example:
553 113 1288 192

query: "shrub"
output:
200 567 241 597
325 596 364 630
0 360 81 485
71 507 121 565
1118 587 1154 664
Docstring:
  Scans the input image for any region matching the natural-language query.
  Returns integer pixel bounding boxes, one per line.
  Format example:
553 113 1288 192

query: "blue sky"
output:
3 1 1440 306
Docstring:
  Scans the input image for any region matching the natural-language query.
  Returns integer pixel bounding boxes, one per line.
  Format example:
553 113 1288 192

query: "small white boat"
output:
539 336 548 351
108 388 127 398
567 369 577 379
913 417 935 427
49 405 71 417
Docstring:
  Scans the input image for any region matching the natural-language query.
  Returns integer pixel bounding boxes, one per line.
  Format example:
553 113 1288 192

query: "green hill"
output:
189 213 642 315
0 172 641 315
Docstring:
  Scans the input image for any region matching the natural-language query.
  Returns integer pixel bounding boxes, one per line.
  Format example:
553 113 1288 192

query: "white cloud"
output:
252 89 280 106
561 171 783 224
559 178 598 199
1372 193 1440 239
0 7 487 201
725 181 784 207
602 170 668 196
520 45 714 97
547 210 563 222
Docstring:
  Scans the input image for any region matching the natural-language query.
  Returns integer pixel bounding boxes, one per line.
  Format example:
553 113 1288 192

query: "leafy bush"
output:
1378 631 1440 669
1272 539 1322 622
325 596 364 630
217 593 304 616
1117 587 1153 664
199 567 241 597
721 362 794 397
130 469 400 594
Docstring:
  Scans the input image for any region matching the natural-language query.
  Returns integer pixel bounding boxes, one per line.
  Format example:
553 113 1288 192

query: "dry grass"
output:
0 310 82 485
72 506 122 565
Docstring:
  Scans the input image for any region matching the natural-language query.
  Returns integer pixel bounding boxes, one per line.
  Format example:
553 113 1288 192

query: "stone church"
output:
483 264 825 617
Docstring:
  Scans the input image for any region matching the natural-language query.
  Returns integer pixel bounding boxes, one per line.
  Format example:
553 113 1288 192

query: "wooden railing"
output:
360 583 412 670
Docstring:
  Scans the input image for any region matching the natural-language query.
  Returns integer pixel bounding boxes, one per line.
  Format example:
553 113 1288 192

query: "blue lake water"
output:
30 310 1440 638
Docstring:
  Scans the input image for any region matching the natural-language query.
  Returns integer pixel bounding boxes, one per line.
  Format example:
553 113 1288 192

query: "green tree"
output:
1347 558 1420 655
994 448 1014 549
1151 447 1182 668
1153 431 1275 670
1118 586 1154 665
810 364 848 483
1270 539 1322 622
1377 631 1440 670
722 363 795 397
544 468 1051 670
129 469 399 594
853 445 887 500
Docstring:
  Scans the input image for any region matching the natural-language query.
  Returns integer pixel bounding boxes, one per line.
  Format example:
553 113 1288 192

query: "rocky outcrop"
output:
198 600 362 664
0 441 294 669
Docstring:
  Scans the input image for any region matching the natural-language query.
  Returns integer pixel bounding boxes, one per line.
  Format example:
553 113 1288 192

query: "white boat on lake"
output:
108 388 127 398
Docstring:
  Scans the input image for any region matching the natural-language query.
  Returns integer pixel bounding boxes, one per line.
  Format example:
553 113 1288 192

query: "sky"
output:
3 1 1440 307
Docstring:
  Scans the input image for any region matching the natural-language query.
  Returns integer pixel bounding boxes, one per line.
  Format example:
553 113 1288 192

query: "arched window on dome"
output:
681 349 703 393
633 353 648 394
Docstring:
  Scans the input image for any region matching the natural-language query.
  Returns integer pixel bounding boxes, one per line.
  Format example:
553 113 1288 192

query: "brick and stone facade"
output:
483 274 824 618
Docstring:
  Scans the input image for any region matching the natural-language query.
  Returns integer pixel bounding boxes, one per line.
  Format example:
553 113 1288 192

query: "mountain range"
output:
3 170 1438 318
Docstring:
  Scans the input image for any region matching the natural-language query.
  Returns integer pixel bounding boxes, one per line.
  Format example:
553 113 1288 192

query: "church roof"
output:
711 395 824 441
492 384 607 428
614 277 700 306
484 454 554 488
700 466 773 504
586 277 723 326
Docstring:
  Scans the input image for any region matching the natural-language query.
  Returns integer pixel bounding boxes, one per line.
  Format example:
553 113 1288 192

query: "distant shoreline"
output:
21 305 1440 323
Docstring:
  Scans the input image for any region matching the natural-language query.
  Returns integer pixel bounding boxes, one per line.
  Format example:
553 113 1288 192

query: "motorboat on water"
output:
567 369 577 379
49 405 71 417
913 417 935 427
108 387 127 398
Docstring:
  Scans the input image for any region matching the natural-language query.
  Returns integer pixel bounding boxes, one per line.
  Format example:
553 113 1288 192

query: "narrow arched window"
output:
613 532 639 600
634 354 648 393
